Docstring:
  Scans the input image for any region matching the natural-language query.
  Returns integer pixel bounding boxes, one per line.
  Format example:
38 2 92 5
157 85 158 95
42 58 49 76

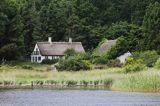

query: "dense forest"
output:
0 0 159 60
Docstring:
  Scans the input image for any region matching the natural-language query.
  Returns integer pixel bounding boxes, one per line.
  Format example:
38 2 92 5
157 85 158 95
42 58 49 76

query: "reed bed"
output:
0 64 160 92
112 69 160 92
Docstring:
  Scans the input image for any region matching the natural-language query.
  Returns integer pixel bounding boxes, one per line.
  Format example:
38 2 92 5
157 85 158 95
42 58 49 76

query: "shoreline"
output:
1 64 160 93
0 84 160 93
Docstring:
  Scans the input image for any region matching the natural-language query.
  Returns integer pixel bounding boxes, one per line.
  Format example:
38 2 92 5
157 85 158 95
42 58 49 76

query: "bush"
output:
64 48 77 59
67 80 78 86
42 59 58 65
104 79 113 86
155 58 160 69
107 59 123 67
123 64 146 73
92 56 108 64
55 57 91 71
125 57 143 66
22 65 33 70
133 51 159 67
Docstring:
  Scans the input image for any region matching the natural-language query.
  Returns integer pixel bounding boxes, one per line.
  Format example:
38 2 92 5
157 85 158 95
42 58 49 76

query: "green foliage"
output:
155 58 160 69
105 22 144 59
0 43 19 60
125 57 143 66
124 57 134 66
42 59 58 65
92 56 108 65
104 79 113 87
142 2 160 52
123 64 146 73
106 22 130 39
0 0 159 61
56 57 91 71
106 37 127 59
64 49 77 59
133 51 159 67
66 80 78 86
124 57 146 73
107 59 123 68
56 48 92 71
0 0 23 60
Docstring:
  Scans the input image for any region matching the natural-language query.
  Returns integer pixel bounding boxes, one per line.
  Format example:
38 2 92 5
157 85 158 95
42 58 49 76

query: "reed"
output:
112 69 160 92
0 63 160 92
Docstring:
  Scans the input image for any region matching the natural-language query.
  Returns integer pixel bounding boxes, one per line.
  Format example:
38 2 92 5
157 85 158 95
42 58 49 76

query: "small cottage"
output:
31 37 85 63
96 39 131 63
96 39 117 55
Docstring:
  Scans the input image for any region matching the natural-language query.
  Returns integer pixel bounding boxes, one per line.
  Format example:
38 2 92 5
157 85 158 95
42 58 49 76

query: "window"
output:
38 57 41 61
45 56 48 59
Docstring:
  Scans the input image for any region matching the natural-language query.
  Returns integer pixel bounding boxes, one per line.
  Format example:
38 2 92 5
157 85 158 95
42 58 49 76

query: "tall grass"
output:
0 63 160 92
112 69 160 92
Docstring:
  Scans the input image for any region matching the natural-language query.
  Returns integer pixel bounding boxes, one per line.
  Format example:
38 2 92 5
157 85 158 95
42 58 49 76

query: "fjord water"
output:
0 90 160 106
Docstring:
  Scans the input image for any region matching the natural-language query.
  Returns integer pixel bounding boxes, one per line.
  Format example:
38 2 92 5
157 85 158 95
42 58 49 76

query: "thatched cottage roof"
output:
37 42 85 56
96 40 117 55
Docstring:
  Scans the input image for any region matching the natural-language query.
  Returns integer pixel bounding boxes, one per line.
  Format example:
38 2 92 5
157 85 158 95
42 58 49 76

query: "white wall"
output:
117 52 132 64
31 44 61 63
31 44 45 63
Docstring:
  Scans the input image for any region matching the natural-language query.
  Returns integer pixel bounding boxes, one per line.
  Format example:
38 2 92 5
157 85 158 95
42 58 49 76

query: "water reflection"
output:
0 90 160 106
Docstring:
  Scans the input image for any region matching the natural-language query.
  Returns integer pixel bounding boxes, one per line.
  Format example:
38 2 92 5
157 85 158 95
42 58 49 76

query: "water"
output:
0 89 160 106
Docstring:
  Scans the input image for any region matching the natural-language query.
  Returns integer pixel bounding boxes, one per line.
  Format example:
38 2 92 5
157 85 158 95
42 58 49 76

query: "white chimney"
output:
48 37 52 43
69 38 72 43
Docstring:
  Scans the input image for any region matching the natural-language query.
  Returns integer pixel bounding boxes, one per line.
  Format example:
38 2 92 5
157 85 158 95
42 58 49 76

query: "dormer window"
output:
34 48 40 55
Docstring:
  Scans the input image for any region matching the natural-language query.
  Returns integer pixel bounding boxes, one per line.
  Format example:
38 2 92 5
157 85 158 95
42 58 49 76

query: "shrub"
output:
125 57 134 65
123 64 146 73
94 80 99 86
155 58 160 69
133 51 159 67
22 65 33 70
82 80 89 86
92 56 108 64
42 59 58 65
104 79 113 86
125 57 143 66
66 80 77 86
55 57 91 71
64 48 77 59
107 59 123 67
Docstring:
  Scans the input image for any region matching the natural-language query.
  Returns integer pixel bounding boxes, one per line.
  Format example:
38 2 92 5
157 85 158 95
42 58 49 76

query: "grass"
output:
0 62 160 92
112 69 160 92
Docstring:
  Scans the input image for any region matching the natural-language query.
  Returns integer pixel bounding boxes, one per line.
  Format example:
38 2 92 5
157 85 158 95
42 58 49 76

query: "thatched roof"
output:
37 42 85 56
96 40 117 55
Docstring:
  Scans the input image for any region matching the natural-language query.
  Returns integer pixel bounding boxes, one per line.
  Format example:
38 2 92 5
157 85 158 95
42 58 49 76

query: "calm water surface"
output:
0 89 160 106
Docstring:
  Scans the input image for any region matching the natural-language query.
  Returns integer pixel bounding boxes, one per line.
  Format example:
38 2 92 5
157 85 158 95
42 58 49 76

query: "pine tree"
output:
142 2 160 52
21 0 40 57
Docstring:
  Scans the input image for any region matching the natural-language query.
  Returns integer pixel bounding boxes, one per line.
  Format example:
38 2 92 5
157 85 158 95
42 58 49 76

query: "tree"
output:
142 2 160 52
0 0 23 60
21 0 40 57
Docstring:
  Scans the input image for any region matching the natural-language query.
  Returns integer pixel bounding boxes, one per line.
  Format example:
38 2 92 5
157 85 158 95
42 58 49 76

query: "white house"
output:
31 37 85 63
117 51 132 63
